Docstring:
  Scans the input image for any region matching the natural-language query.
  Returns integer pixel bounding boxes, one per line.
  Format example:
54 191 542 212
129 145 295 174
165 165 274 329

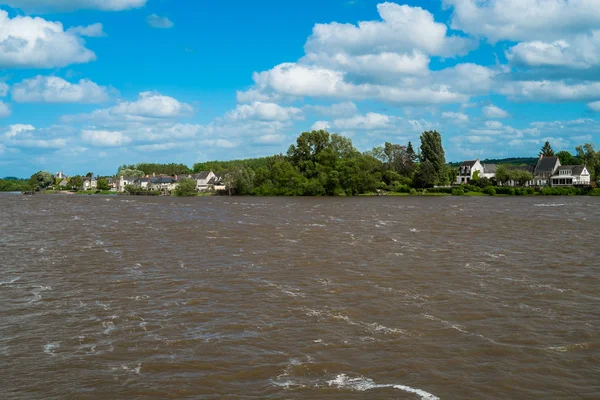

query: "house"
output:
456 159 485 184
193 171 216 191
116 176 137 192
533 156 561 186
58 178 69 188
55 171 67 180
149 176 179 192
482 164 497 179
551 165 591 186
82 175 97 190
134 177 152 190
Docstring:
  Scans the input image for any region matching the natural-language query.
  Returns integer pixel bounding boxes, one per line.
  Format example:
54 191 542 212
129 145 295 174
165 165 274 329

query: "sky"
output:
1 0 600 177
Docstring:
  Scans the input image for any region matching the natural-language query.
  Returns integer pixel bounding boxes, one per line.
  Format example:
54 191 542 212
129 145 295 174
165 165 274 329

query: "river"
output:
1 194 599 399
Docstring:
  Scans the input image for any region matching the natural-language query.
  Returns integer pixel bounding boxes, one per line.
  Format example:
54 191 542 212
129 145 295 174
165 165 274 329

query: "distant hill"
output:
449 157 538 167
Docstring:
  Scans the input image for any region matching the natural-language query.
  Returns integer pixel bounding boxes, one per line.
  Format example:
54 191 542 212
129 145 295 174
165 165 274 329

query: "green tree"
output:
174 178 197 196
29 171 53 189
495 165 510 185
556 150 575 165
97 178 110 191
540 141 555 157
576 143 600 181
414 161 437 188
407 141 417 162
419 130 446 184
69 176 83 190
510 169 533 187
115 165 145 178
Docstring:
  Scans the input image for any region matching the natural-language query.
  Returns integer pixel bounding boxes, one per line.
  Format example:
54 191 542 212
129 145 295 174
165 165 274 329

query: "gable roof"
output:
483 164 497 173
194 171 212 180
534 156 560 175
460 160 478 167
556 165 587 176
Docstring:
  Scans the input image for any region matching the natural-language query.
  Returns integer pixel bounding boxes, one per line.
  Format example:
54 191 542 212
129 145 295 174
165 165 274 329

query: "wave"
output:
327 374 439 400
0 276 21 286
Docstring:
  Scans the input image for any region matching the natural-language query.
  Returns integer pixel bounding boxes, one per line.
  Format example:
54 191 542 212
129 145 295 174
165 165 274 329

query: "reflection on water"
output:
1 194 599 399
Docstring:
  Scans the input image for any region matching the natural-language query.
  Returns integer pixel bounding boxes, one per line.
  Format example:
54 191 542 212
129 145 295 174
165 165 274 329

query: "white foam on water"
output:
534 203 565 207
410 228 420 233
547 342 590 353
28 285 51 304
44 342 60 356
0 276 21 286
102 321 116 335
327 374 440 400
421 314 469 334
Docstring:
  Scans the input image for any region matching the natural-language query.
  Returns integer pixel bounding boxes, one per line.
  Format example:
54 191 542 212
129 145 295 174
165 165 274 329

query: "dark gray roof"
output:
151 177 176 184
483 164 497 173
460 160 478 167
557 165 586 176
534 157 560 174
194 171 211 180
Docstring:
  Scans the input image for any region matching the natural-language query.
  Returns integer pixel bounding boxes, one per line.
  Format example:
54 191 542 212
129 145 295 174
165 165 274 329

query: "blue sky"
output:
1 0 600 177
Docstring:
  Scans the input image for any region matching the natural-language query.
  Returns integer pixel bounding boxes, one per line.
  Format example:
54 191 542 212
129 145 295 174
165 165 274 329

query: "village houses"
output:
456 155 591 187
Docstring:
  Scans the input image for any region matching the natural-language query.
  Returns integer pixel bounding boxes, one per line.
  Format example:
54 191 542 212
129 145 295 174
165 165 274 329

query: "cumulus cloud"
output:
444 0 600 43
332 112 393 130
482 105 509 119
2 124 67 148
226 102 303 121
110 92 192 118
147 14 174 29
12 76 109 103
4 0 147 12
588 101 600 111
0 11 96 68
0 101 10 117
81 130 131 147
306 102 358 117
441 111 469 123
500 80 600 102
255 134 286 145
311 121 332 131
306 2 472 57
68 23 106 38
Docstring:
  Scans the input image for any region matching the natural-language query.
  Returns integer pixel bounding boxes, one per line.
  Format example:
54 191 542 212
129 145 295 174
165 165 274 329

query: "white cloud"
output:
147 14 174 29
500 80 600 102
484 120 503 129
0 101 10 117
4 0 147 12
2 124 67 148
236 88 277 103
306 2 472 57
12 76 109 103
444 0 600 43
441 111 469 123
81 129 131 147
226 101 302 121
588 101 600 111
0 11 96 68
255 134 286 144
0 82 9 97
483 105 509 119
68 23 106 38
200 139 238 148
306 102 358 117
332 112 393 130
4 124 34 138
311 121 332 131
110 91 192 118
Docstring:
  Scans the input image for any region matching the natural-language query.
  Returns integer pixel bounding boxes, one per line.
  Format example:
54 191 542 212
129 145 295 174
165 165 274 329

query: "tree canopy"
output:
174 178 197 196
540 141 555 157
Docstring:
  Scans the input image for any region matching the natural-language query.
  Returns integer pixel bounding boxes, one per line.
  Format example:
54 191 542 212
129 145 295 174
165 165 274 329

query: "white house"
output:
456 159 485 184
551 165 591 186
149 176 179 192
193 171 216 191
532 156 561 186
482 164 497 179
116 176 137 192
82 175 97 190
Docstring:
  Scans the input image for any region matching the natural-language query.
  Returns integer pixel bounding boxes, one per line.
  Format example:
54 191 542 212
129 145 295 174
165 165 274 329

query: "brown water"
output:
1 194 599 399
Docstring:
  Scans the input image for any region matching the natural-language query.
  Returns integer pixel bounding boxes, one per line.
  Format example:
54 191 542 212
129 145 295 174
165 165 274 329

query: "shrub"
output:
393 183 411 193
589 188 600 196
483 186 496 196
452 188 465 196
409 188 418 195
